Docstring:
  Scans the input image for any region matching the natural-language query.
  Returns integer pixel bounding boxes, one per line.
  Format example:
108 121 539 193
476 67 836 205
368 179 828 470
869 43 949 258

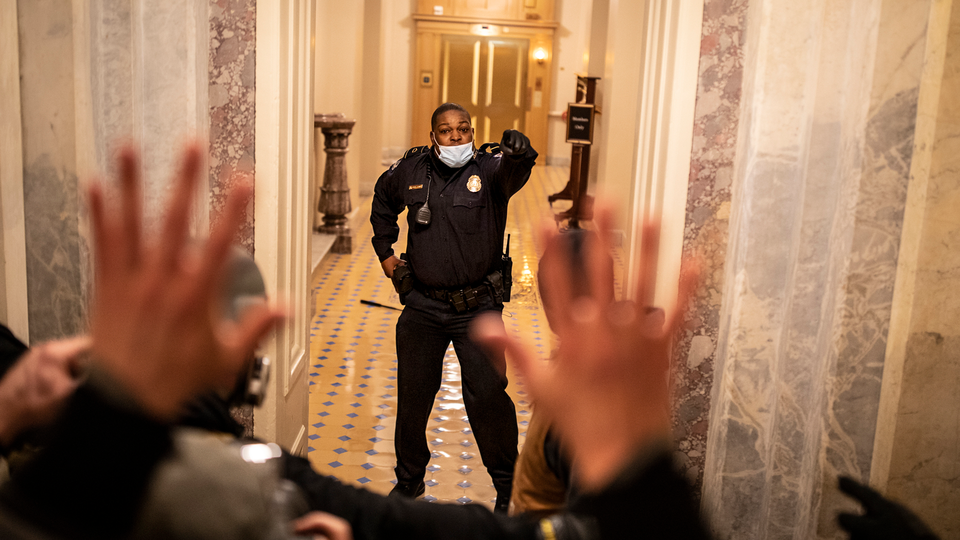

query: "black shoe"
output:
493 478 513 514
494 490 511 514
389 480 425 499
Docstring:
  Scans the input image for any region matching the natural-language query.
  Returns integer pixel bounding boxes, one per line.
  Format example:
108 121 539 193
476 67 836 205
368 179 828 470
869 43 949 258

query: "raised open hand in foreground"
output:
87 143 283 420
472 206 698 492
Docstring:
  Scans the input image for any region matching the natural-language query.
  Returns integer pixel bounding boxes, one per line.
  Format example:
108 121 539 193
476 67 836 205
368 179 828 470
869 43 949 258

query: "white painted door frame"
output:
254 0 315 455
626 0 704 310
0 0 30 342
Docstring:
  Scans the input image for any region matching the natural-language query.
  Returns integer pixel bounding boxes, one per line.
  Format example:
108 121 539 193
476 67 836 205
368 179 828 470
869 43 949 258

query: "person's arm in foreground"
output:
0 143 282 540
282 450 540 540
0 337 89 451
473 206 710 539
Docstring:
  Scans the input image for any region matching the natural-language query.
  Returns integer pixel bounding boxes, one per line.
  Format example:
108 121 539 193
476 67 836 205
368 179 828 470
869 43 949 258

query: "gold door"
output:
440 35 528 144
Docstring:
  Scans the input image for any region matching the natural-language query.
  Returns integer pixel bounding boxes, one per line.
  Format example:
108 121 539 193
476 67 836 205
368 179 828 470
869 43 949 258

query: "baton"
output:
360 299 402 311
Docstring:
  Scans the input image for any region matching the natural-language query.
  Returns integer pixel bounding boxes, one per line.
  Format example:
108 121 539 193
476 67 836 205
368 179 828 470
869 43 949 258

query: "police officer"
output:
371 102 537 513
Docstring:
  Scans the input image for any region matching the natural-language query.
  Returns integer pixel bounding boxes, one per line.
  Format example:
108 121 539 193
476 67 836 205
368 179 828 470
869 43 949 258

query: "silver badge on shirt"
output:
466 175 482 193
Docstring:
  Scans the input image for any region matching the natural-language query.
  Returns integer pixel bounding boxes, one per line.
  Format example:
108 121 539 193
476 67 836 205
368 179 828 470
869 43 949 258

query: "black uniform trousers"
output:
394 288 518 492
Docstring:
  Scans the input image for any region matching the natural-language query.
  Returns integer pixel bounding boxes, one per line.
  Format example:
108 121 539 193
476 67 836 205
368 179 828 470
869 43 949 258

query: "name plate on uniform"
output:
565 103 595 145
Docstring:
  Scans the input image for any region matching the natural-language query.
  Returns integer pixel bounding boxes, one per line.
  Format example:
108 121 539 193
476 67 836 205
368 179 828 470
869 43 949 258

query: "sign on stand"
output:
565 103 596 145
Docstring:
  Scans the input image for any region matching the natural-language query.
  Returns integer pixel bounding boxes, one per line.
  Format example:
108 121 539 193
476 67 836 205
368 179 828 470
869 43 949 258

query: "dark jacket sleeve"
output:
0 370 172 540
0 323 28 380
370 163 408 262
487 142 538 201
282 451 540 540
567 449 712 540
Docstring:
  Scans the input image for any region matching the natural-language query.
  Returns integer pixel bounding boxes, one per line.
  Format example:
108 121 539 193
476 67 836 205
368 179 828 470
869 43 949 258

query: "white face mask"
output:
435 141 474 168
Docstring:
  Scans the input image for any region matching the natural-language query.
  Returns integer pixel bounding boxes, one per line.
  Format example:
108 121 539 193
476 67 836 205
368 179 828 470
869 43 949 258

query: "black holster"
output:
392 259 414 304
486 271 506 303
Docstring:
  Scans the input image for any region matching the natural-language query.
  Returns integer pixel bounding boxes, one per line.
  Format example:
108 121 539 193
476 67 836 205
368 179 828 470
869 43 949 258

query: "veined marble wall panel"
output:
883 1 960 536
209 0 256 253
210 0 257 435
17 0 84 343
674 0 748 500
702 0 930 538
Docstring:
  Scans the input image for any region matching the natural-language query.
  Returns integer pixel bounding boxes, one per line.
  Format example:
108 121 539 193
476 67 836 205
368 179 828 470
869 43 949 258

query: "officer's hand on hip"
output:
500 130 530 156
381 256 403 279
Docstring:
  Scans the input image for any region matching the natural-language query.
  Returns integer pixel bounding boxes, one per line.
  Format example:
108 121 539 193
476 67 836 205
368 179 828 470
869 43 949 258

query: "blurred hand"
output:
0 336 90 446
837 476 939 540
293 511 352 540
472 204 699 492
87 143 283 420
500 129 530 156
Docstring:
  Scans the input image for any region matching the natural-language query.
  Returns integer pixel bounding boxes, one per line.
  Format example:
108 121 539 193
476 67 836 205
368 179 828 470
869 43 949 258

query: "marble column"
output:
79 0 211 231
700 1 935 538
876 1 960 537
36 0 210 343
13 1 253 346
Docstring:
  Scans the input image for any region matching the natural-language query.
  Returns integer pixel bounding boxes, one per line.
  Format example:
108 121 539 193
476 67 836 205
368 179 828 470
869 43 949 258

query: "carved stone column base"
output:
318 226 352 254
315 113 356 254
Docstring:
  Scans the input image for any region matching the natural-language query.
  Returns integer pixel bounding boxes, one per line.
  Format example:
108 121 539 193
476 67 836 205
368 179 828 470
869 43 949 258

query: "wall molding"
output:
0 0 30 341
626 0 704 307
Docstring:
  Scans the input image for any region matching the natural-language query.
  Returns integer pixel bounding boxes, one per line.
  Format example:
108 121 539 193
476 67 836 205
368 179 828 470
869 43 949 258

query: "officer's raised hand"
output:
500 129 530 157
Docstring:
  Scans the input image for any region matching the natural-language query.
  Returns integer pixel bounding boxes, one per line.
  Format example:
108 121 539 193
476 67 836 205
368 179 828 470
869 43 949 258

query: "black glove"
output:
837 476 939 540
500 129 530 156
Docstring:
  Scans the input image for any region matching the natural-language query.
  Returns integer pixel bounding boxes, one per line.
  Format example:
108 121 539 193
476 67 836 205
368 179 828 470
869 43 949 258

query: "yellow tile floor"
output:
306 163 572 509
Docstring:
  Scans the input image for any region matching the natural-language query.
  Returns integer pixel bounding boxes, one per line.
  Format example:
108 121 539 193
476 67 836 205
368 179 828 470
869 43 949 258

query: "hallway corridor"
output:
306 164 570 509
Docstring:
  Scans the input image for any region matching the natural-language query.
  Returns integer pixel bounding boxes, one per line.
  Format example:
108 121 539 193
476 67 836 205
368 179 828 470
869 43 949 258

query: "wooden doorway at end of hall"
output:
411 18 555 155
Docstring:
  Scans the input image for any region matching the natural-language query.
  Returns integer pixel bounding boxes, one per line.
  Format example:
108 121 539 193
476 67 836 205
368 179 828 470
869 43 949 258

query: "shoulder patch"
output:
403 145 431 159
478 142 502 155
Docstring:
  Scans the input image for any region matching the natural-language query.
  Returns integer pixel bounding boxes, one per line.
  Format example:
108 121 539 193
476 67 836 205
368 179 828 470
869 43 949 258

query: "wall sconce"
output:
533 47 547 64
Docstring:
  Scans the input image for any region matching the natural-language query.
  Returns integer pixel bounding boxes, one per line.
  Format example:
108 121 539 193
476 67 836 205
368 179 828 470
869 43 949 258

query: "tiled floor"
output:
306 164 571 509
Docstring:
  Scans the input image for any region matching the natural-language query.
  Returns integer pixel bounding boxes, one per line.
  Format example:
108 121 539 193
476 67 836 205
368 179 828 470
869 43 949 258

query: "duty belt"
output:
418 282 494 313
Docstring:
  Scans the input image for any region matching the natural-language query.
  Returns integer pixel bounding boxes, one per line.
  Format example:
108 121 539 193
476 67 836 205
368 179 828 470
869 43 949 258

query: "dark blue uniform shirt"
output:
371 143 537 289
